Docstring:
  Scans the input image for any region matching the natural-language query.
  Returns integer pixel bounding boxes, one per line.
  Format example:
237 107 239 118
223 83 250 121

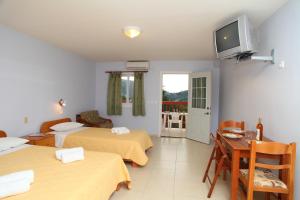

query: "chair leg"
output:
247 188 254 200
223 168 227 180
207 157 225 198
202 147 216 183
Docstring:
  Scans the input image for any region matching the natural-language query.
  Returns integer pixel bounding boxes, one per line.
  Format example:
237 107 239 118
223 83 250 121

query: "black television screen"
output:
216 21 240 53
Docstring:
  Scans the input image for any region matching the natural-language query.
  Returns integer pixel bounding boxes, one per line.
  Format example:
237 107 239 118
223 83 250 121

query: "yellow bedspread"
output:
63 128 153 166
0 146 131 200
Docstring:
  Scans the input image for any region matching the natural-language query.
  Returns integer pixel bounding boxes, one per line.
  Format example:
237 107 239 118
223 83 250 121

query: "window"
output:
192 77 206 109
121 74 134 104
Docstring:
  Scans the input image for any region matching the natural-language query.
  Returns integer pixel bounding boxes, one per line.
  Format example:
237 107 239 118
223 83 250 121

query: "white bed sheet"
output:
0 144 31 156
49 127 88 148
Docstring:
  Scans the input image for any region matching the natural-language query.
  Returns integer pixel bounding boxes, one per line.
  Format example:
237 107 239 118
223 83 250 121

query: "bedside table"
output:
22 134 55 147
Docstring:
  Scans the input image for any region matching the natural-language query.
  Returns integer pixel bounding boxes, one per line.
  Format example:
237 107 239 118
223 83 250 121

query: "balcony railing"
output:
162 101 188 113
162 101 188 128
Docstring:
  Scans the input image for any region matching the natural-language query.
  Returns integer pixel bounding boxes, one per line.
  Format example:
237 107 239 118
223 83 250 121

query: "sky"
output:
162 74 189 93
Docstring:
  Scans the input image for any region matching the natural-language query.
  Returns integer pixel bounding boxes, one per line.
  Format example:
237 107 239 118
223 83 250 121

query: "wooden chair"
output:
0 130 7 137
202 133 231 198
239 141 296 200
218 120 246 178
219 120 245 132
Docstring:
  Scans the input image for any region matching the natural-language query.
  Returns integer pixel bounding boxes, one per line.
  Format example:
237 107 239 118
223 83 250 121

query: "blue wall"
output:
220 0 300 198
0 25 96 136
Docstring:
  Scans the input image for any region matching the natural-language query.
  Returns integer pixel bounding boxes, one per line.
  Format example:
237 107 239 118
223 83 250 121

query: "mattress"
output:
0 145 131 200
54 127 153 166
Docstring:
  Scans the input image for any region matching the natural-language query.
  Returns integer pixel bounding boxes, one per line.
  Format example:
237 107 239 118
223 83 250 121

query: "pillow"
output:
50 122 83 132
0 137 29 152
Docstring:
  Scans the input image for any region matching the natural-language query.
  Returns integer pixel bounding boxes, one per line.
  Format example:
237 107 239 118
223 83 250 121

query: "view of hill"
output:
121 78 188 103
163 90 188 101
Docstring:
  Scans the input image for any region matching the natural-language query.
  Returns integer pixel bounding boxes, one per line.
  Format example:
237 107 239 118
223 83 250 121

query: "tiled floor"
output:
160 128 186 138
110 136 231 200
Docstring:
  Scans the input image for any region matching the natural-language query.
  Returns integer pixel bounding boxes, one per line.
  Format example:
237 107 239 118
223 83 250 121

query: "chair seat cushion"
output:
240 169 287 189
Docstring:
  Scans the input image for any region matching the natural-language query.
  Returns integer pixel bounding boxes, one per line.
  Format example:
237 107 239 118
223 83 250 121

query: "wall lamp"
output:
58 99 66 107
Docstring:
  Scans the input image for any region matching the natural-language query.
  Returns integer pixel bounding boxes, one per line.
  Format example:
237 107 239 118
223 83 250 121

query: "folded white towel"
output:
0 179 31 198
55 147 84 163
0 170 34 198
55 147 83 160
61 151 84 163
111 127 130 135
0 170 34 184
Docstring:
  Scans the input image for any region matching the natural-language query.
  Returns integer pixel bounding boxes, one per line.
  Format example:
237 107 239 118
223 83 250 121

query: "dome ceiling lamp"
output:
123 26 141 39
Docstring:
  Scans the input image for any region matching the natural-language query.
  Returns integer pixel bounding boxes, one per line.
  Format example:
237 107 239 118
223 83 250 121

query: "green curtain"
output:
133 72 145 116
107 72 122 115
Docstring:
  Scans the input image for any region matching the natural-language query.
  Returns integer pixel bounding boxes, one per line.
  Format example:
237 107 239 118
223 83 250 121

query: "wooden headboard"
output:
0 130 7 137
40 118 71 134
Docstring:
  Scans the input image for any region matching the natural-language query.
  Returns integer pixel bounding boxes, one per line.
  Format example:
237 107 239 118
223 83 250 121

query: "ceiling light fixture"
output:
123 26 141 39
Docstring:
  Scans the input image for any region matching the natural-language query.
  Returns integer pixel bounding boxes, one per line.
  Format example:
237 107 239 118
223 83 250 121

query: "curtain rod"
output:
105 71 148 73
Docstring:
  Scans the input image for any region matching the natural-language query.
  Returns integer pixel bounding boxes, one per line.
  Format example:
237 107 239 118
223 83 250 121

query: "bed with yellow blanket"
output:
0 145 131 200
41 118 153 167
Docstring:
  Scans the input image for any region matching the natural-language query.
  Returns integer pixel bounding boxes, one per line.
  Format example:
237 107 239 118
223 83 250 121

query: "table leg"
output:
230 150 240 200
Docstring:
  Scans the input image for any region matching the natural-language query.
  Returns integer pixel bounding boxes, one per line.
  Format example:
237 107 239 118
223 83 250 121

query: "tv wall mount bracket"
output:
251 49 275 64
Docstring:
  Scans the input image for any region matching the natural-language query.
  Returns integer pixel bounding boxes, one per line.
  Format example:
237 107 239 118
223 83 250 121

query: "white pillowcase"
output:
50 122 83 132
0 137 29 152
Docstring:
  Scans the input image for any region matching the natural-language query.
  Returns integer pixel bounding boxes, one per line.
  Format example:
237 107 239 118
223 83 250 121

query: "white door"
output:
186 72 211 144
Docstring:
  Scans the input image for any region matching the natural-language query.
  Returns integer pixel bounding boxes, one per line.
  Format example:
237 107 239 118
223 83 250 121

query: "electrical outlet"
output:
24 117 28 124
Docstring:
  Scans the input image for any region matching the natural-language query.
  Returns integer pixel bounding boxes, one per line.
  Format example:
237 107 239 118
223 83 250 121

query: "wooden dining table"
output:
217 130 289 200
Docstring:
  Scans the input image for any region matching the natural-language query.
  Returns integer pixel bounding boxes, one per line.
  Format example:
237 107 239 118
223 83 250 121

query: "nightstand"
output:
22 134 55 147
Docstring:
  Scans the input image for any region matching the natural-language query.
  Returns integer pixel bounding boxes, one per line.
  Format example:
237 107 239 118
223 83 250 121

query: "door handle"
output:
204 112 210 115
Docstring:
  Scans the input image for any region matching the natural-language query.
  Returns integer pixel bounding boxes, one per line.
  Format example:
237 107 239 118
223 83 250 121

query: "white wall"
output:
95 60 220 136
219 0 300 198
0 25 96 137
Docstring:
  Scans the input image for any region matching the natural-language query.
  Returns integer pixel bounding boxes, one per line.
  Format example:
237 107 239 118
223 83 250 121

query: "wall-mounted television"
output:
214 15 257 59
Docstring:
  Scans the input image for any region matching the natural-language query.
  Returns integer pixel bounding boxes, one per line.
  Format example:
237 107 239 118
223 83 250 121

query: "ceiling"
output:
0 0 287 61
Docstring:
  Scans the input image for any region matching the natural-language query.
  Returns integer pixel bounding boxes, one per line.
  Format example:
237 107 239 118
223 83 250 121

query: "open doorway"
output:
160 73 189 138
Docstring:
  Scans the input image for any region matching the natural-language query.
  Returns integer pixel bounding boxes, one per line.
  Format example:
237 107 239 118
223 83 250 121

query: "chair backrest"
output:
170 112 181 121
80 110 99 122
0 130 7 137
219 120 245 131
247 141 296 197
